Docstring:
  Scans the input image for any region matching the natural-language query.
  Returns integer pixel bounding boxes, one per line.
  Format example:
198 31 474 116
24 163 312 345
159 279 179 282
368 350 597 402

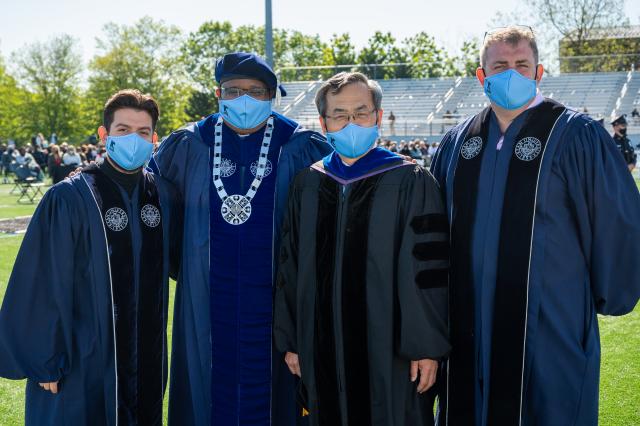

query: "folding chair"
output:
13 166 44 204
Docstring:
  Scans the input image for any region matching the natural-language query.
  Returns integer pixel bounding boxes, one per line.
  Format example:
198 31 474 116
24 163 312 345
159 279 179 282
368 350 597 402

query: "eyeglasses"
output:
483 25 534 42
324 109 377 127
220 87 271 100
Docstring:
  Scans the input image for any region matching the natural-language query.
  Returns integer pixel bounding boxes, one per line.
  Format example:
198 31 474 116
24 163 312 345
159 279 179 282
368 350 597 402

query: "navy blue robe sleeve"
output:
149 128 197 192
396 167 451 360
151 131 194 281
559 118 640 315
0 184 78 382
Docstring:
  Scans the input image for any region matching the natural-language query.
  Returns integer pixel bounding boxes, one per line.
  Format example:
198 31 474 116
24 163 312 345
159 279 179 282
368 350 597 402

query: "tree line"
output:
0 0 630 144
0 17 480 144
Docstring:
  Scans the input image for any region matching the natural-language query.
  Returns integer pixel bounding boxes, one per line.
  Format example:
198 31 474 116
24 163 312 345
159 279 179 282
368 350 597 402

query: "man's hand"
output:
285 352 301 377
398 154 417 164
68 166 84 178
39 381 59 394
68 160 98 178
628 164 635 173
410 359 438 393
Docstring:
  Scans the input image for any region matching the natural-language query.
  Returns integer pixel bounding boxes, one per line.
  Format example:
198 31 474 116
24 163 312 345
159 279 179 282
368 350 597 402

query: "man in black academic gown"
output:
274 72 451 426
611 114 636 172
0 89 181 426
431 26 640 426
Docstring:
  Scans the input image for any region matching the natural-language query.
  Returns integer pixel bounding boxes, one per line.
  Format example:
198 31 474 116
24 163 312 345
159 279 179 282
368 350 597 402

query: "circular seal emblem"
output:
461 137 483 160
515 137 542 161
250 159 272 178
219 158 236 178
105 207 128 232
221 194 252 225
140 204 161 228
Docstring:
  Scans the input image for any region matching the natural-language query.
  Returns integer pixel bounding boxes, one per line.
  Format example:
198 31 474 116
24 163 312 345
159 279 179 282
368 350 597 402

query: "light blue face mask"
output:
106 132 154 171
483 68 537 110
219 94 272 130
326 123 379 159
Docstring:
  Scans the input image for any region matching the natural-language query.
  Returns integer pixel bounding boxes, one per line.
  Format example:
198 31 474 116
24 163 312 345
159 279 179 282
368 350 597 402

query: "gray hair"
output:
315 72 383 116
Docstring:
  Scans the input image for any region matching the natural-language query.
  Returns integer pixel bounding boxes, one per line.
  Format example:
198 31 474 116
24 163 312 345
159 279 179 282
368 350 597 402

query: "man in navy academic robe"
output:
149 52 331 426
431 26 640 426
0 90 182 425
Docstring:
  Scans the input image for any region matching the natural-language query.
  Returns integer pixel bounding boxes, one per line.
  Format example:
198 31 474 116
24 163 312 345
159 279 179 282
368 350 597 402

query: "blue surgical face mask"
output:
106 132 154 171
483 68 537 110
326 123 379 159
218 94 272 130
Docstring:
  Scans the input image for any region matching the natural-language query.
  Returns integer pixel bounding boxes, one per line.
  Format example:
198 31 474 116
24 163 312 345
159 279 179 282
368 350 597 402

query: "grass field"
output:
0 182 49 220
0 182 638 425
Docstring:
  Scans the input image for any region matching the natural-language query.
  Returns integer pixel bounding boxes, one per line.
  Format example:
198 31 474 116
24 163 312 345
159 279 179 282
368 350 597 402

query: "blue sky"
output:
1 0 639 65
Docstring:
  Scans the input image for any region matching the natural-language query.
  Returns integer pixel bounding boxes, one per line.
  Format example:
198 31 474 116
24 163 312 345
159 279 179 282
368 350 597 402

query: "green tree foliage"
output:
87 16 189 136
326 33 358 66
458 38 481 77
182 22 329 104
0 55 32 143
1 23 485 141
11 35 84 141
358 31 409 79
403 32 458 78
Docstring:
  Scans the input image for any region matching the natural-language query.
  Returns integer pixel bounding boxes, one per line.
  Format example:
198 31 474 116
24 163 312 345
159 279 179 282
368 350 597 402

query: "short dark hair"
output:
103 89 160 131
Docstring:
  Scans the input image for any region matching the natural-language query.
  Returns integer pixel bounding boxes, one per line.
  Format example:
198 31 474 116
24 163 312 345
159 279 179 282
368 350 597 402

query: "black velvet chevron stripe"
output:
413 241 450 261
487 100 565 426
410 213 449 234
415 268 449 289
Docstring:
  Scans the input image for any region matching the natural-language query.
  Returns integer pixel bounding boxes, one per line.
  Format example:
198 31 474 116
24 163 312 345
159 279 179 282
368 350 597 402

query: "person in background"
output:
611 114 635 172
47 144 64 183
62 146 82 166
399 141 410 156
0 143 6 181
14 147 32 166
1 146 15 183
388 110 397 136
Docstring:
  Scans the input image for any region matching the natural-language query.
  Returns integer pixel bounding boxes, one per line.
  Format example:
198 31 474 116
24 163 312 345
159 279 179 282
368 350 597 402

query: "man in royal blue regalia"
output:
150 52 331 426
431 26 640 425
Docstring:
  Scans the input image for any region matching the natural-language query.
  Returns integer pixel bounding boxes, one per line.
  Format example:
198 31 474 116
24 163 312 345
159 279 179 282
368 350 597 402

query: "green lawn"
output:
0 182 48 220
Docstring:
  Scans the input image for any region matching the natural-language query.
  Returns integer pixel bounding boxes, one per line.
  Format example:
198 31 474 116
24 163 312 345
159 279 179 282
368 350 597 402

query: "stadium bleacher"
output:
276 70 640 139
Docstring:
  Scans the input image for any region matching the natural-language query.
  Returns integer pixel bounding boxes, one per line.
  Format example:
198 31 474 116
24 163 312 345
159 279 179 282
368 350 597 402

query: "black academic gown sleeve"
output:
273 178 301 355
0 184 78 383
396 167 451 360
559 119 640 315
